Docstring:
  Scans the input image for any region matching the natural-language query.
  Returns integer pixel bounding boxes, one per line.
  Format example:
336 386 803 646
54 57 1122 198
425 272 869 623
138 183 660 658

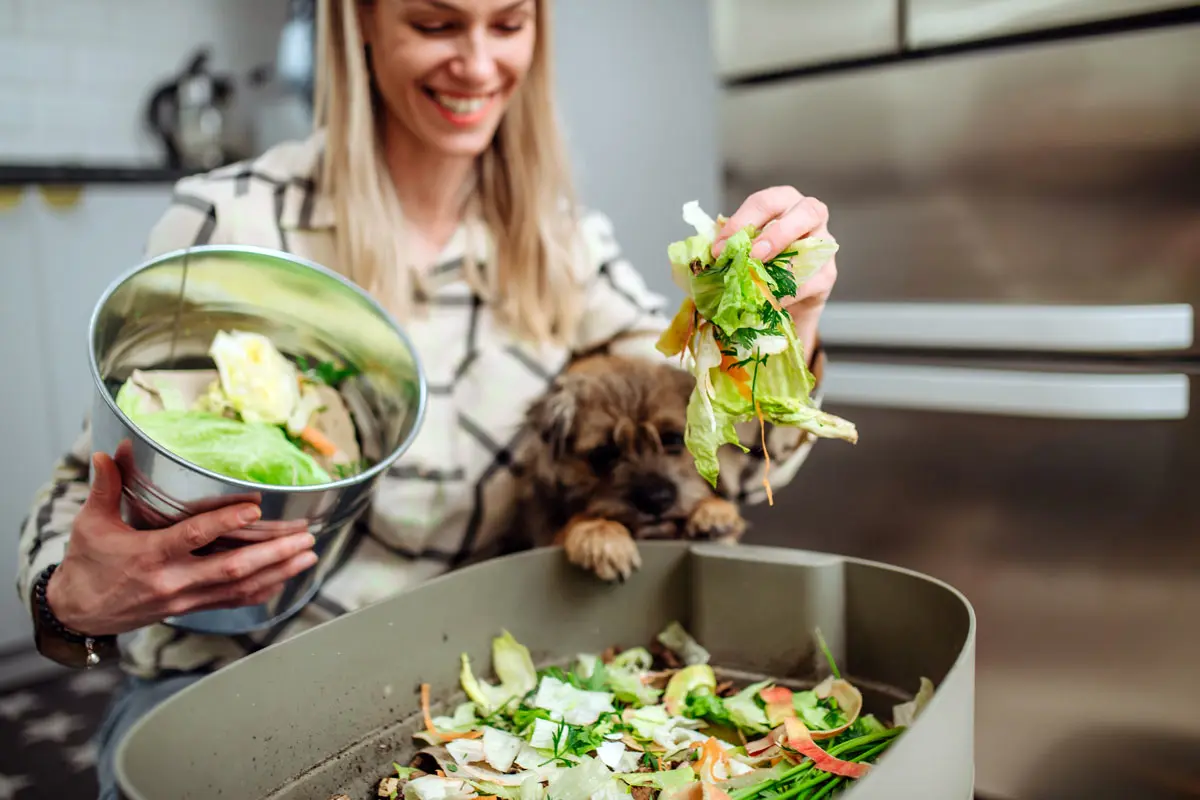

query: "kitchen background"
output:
0 2 1197 799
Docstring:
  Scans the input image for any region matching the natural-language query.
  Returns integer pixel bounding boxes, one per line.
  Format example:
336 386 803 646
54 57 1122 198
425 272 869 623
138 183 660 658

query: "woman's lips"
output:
424 88 499 127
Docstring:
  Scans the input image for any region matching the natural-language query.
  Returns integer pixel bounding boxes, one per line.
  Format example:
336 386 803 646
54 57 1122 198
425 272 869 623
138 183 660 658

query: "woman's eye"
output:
660 431 685 453
411 20 457 34
493 20 526 34
586 443 621 473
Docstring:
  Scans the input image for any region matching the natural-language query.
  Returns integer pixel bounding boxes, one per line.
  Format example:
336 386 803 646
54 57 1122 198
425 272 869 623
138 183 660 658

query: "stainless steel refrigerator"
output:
714 3 1200 798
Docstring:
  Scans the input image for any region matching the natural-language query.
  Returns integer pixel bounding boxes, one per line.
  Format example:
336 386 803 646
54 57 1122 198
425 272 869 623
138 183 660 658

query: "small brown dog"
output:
507 353 747 581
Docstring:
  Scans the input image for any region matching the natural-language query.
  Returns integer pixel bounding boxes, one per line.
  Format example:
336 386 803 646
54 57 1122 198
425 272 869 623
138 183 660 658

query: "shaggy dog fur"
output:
507 354 747 581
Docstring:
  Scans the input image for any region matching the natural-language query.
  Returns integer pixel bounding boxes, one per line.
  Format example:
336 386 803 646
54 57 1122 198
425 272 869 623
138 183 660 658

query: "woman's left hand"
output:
712 186 837 360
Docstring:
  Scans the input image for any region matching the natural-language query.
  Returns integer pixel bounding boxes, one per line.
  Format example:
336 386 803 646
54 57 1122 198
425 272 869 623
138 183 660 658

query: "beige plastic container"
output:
115 542 976 799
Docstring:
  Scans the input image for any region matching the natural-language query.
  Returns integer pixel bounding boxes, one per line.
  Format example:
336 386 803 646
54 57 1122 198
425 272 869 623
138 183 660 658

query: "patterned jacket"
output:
16 133 824 679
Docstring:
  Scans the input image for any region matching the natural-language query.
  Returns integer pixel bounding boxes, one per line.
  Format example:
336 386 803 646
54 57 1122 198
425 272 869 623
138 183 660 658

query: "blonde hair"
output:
314 0 583 347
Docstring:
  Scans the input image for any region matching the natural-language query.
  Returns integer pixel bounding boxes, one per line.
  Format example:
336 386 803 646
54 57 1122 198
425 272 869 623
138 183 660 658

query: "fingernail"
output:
302 533 316 548
238 506 261 525
751 240 771 259
298 551 318 568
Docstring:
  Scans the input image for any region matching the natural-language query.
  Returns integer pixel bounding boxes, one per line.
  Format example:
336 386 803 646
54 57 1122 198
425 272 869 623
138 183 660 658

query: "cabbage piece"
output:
432 702 479 734
596 648 660 706
618 766 696 791
723 681 771 735
532 675 615 726
460 631 538 715
892 677 935 727
209 329 302 425
656 201 858 489
545 758 615 800
482 727 523 773
610 648 653 673
404 775 478 800
657 622 710 666
126 410 331 486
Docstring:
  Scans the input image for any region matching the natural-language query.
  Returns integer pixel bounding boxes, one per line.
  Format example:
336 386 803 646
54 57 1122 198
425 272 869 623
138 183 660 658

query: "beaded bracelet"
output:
32 563 115 667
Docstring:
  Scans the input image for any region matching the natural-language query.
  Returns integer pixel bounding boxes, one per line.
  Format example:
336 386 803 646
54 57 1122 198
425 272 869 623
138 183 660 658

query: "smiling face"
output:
358 0 538 158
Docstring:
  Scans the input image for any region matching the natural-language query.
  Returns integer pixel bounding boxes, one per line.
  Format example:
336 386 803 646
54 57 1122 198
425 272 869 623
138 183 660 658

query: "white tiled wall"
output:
0 0 289 163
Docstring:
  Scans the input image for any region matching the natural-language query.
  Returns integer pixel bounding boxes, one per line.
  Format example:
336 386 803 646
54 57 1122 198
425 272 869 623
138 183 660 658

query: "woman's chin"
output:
421 127 502 159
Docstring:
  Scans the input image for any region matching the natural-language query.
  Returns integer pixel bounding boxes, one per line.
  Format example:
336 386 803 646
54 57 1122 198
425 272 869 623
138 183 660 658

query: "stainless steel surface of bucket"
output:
88 245 427 635
114 542 977 800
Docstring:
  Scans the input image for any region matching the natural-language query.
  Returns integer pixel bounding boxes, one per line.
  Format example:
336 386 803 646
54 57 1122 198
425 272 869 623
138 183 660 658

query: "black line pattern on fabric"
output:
452 294 484 383
171 192 218 245
450 352 574 565
62 452 86 474
272 182 289 252
505 345 552 381
449 423 530 568
432 257 465 276
457 413 504 456
387 465 466 482
427 293 478 307
27 482 71 563
364 535 461 562
598 260 664 315
297 176 317 229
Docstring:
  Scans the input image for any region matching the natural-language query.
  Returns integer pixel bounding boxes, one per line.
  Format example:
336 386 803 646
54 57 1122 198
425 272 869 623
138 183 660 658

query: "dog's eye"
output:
660 430 685 453
585 443 622 473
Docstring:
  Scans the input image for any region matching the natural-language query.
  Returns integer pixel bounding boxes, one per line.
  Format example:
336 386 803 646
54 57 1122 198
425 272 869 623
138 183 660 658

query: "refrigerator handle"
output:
822 363 1190 420
820 303 1194 352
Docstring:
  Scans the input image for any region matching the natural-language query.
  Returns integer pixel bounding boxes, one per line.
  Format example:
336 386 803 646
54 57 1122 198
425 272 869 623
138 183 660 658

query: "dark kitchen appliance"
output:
143 48 236 171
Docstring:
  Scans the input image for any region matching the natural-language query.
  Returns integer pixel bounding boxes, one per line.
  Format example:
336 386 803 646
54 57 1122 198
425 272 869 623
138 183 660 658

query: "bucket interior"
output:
115 542 976 800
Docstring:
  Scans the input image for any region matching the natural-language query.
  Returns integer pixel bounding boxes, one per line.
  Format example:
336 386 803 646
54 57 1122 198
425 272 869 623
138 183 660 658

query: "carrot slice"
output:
419 683 483 743
300 425 337 457
751 273 782 312
695 736 730 782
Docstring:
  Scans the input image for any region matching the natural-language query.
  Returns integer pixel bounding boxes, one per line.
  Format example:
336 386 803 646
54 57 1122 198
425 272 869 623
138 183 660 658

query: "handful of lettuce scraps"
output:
656 201 857 501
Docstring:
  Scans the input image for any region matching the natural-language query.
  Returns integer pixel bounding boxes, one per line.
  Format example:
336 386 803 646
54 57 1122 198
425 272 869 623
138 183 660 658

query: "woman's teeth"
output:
432 93 489 115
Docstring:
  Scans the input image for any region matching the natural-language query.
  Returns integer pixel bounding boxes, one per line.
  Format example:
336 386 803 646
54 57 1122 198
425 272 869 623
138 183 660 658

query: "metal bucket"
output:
88 245 427 635
114 542 976 799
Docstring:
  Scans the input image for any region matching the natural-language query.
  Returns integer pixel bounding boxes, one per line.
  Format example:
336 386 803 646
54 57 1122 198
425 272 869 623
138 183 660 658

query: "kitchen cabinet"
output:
906 0 1197 48
709 0 899 79
0 183 172 656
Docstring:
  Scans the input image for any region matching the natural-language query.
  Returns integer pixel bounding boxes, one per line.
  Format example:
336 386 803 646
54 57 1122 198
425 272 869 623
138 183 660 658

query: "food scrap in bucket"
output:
113 329 366 486
346 625 934 800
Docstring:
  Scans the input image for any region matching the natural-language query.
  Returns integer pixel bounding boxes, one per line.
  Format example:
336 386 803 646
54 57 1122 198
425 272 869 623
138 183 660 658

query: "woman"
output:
16 0 838 794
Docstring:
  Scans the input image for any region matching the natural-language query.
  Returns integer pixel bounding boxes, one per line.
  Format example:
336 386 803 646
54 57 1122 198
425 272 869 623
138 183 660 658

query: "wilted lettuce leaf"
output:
123 408 331 487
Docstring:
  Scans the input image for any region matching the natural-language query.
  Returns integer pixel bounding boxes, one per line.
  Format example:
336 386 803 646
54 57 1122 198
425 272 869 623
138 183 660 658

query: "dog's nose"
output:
629 475 678 516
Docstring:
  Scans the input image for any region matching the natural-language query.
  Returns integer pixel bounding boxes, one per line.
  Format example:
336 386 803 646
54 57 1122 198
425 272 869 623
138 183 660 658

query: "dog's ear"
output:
526 374 583 460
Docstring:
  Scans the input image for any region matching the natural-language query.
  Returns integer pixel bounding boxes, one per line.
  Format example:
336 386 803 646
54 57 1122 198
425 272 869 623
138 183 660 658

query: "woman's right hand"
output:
45 452 318 636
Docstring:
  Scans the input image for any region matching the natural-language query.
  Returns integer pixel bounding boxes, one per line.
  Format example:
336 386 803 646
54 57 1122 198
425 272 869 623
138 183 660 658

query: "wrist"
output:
43 563 92 636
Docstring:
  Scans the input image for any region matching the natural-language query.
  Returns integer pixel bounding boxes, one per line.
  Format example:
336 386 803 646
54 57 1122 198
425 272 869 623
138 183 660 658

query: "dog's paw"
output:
560 518 642 582
686 497 746 543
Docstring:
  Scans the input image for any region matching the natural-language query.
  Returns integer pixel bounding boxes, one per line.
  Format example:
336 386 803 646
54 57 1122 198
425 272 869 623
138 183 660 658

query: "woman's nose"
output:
452 32 499 85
